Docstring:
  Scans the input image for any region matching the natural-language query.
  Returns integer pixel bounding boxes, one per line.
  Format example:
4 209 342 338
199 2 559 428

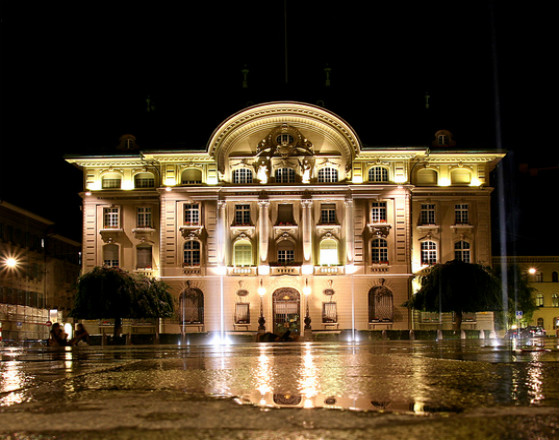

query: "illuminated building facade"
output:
493 256 559 335
0 201 81 343
67 102 505 336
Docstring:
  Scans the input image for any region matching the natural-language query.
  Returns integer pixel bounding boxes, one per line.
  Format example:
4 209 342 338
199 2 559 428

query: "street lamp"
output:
5 257 18 269
258 279 266 332
303 278 312 331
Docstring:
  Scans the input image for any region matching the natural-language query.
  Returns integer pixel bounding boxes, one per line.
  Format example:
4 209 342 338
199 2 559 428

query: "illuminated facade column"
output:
216 200 227 265
344 198 354 264
301 199 313 263
258 200 270 264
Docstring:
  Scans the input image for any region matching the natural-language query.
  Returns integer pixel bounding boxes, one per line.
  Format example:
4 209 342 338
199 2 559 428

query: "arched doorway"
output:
272 288 301 336
179 283 204 325
368 284 394 322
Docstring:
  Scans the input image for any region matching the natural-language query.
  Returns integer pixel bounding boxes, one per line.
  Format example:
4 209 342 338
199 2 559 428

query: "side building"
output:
0 201 81 344
67 101 505 337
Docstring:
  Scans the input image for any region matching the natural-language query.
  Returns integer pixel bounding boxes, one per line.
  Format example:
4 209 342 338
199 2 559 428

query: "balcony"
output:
132 227 156 242
367 223 392 237
227 266 257 276
314 265 344 275
99 228 123 243
183 266 202 276
270 263 301 276
179 224 204 239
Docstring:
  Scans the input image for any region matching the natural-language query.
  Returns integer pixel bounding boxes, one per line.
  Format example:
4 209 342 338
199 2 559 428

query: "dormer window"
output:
275 168 295 183
368 167 388 183
232 168 253 184
318 167 338 183
102 173 121 189
432 130 456 147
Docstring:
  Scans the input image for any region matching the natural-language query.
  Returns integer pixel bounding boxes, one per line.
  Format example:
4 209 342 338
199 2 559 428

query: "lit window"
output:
318 167 338 183
102 174 121 189
183 241 201 266
232 168 253 184
181 169 202 185
275 168 295 183
276 134 294 145
320 239 338 265
234 241 252 266
535 293 544 307
368 167 388 183
234 204 251 225
552 294 559 307
103 244 119 267
420 204 436 225
455 204 469 224
134 173 155 188
371 238 388 264
184 204 200 225
103 208 119 229
371 202 387 223
137 207 152 228
277 240 295 264
421 241 437 265
320 204 336 224
454 241 470 263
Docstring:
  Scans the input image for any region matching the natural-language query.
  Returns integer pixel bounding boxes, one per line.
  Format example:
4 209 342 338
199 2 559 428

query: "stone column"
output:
344 198 354 264
258 200 270 264
301 199 313 263
216 200 227 265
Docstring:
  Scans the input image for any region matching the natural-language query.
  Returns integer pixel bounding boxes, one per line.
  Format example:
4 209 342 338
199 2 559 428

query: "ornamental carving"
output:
257 124 314 159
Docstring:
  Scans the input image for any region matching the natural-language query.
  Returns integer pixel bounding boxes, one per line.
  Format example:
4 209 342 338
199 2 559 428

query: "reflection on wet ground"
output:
0 339 558 439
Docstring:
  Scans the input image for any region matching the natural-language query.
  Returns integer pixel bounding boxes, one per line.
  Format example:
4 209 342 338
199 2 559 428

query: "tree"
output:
405 260 503 331
72 267 137 339
494 264 537 329
71 267 175 342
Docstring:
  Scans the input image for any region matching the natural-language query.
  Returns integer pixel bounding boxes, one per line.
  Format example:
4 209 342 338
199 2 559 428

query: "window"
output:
421 241 437 265
371 238 388 264
136 245 152 269
183 241 201 266
275 168 295 183
234 241 252 266
232 168 253 184
322 302 337 323
134 173 155 188
277 240 295 264
179 288 204 324
320 239 338 265
368 286 394 321
181 169 202 185
416 169 438 186
318 167 338 183
553 272 558 282
438 134 449 145
276 134 294 145
552 294 559 307
235 303 250 324
535 293 544 307
137 207 152 228
368 167 388 182
102 174 121 189
454 241 471 263
103 208 119 228
103 244 119 267
276 204 295 225
537 317 544 327
320 204 336 224
420 204 436 225
455 204 469 224
451 169 471 185
234 204 251 225
184 204 200 225
371 201 387 223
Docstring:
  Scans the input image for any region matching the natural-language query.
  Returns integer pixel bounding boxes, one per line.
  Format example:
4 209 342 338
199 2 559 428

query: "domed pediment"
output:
207 102 361 176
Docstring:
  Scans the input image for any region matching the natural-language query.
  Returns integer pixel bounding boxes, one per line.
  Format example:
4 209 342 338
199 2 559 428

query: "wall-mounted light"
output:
303 278 311 296
258 279 266 297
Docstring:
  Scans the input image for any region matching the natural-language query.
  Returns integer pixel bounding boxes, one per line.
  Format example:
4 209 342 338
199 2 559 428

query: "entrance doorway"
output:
272 288 301 336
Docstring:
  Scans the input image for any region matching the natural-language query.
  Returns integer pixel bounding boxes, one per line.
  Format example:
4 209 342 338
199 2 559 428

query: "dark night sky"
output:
0 1 558 255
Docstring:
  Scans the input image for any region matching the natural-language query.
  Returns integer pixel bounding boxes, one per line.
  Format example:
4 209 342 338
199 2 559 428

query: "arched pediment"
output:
207 101 361 174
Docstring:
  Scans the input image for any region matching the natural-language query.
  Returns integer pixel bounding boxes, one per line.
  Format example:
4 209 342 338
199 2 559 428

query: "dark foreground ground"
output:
0 338 558 440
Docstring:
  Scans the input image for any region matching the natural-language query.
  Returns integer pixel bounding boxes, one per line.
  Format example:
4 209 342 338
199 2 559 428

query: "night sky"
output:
0 1 557 255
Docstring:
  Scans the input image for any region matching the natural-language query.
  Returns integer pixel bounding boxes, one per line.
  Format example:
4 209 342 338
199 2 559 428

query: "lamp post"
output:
258 279 266 333
303 278 312 341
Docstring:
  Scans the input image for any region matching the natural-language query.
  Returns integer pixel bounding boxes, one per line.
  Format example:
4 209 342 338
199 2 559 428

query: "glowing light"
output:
438 177 451 186
258 265 270 275
303 279 311 296
86 181 101 191
84 191 92 196
302 265 313 275
469 177 482 186
207 176 218 185
165 186 172 192
5 258 18 268
345 263 357 274
121 181 134 190
528 267 537 275
394 175 407 184
209 333 232 346
352 176 363 184
258 279 266 297
165 178 176 186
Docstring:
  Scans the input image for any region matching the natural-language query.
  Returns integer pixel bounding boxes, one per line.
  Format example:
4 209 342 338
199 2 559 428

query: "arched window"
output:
136 244 152 269
371 238 388 264
183 241 201 266
368 167 388 183
319 239 338 265
233 240 252 266
552 271 558 282
102 173 122 189
277 240 295 264
368 285 394 322
103 244 119 267
232 168 253 184
535 293 544 307
275 168 295 183
318 167 338 183
179 287 204 324
416 169 438 186
537 317 544 327
450 169 471 185
181 169 202 185
134 172 155 188
421 241 437 265
454 241 471 263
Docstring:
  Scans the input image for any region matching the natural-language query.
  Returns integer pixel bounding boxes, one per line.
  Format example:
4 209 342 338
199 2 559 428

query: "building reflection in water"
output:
0 351 25 406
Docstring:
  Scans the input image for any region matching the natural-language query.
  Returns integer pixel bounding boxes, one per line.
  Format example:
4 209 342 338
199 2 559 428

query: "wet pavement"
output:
0 338 558 439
